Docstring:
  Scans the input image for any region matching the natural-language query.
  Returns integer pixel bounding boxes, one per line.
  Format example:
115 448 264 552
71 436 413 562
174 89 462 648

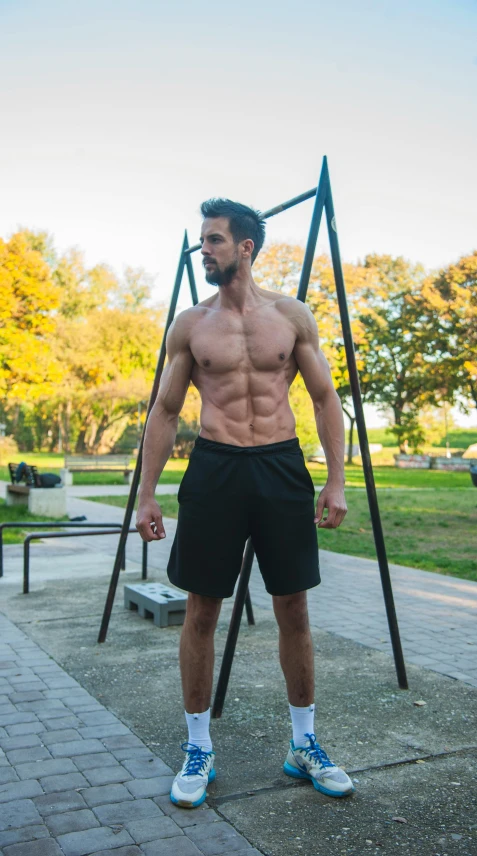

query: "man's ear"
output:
241 238 255 260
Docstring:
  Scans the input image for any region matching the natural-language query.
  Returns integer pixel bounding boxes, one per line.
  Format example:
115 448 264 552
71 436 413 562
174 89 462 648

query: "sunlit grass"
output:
88 489 477 582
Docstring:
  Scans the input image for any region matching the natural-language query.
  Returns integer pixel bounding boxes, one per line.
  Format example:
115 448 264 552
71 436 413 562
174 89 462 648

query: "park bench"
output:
61 454 133 485
6 463 66 518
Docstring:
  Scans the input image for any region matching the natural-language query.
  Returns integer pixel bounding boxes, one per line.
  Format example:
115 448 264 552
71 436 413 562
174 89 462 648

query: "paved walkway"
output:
68 492 477 690
0 613 259 856
2 484 477 689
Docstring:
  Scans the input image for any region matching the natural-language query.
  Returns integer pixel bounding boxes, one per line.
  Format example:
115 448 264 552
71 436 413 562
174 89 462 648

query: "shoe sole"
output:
283 761 355 798
170 767 216 808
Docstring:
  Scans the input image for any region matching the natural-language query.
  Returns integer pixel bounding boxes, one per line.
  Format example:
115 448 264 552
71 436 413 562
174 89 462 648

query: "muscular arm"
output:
136 311 194 541
292 302 347 528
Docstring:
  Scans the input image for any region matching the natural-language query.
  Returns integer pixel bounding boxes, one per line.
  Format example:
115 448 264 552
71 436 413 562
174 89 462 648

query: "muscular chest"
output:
190 311 296 373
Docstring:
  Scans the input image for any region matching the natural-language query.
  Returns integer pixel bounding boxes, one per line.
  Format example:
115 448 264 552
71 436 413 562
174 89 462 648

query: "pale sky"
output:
1 0 476 427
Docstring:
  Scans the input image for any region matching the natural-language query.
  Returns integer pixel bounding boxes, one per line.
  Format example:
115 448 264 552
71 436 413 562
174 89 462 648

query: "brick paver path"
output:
0 614 259 856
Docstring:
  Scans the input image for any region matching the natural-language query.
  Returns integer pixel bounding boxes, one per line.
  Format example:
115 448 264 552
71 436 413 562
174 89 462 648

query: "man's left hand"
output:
314 482 347 529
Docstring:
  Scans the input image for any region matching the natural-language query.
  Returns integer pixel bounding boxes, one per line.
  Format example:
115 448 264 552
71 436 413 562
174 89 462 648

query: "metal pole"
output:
98 234 189 643
296 159 329 303
323 159 408 690
23 540 30 594
185 187 318 254
212 538 255 718
244 589 255 626
0 522 122 581
24 529 137 595
142 540 148 580
184 232 199 305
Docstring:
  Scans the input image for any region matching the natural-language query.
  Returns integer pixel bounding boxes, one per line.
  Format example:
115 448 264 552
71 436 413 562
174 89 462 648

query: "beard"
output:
204 255 239 287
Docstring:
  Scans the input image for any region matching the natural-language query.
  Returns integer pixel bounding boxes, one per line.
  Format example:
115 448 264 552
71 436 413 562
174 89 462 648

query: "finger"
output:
153 513 166 539
138 521 157 542
314 493 326 524
334 507 348 528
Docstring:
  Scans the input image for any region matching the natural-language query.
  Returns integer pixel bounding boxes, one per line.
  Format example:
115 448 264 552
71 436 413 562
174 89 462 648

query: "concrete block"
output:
122 757 173 778
49 739 106 758
124 583 187 628
142 837 202 856
33 790 87 816
3 837 63 856
0 823 49 849
82 765 132 786
5 488 29 507
0 780 44 803
57 827 134 856
45 808 99 836
125 775 173 798
0 798 43 830
16 758 75 780
82 783 134 807
126 815 182 844
93 798 162 826
73 752 119 771
185 821 252 854
40 772 89 793
28 487 67 518
60 468 73 486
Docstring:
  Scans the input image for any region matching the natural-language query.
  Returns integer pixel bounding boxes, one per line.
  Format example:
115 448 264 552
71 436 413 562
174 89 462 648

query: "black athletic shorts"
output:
167 436 320 598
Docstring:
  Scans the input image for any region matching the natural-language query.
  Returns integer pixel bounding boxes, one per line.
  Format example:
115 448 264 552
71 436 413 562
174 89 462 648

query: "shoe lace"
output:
302 733 334 769
180 742 212 777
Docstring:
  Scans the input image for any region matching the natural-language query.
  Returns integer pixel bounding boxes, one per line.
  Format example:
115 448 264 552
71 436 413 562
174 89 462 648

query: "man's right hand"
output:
136 498 166 542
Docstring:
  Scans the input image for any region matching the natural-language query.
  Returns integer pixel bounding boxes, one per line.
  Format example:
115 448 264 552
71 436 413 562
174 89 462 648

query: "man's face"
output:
200 217 240 286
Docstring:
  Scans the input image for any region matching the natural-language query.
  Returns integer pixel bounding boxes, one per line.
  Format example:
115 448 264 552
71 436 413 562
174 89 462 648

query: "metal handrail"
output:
0 522 123 578
23 528 147 594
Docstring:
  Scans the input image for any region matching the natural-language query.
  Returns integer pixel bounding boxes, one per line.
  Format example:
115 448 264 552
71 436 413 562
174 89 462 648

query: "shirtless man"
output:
136 198 354 808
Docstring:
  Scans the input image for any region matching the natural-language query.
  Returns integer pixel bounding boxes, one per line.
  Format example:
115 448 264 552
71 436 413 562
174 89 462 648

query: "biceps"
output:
156 352 193 416
296 343 335 403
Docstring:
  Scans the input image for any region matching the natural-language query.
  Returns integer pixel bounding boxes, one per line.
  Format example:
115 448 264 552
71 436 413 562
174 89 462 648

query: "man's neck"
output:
216 272 263 314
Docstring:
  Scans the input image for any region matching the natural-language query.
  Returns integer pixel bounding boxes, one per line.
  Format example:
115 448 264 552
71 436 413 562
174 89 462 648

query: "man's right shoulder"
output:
167 304 210 347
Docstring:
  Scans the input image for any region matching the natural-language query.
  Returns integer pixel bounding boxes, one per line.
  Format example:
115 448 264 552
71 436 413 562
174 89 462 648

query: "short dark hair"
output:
200 198 266 263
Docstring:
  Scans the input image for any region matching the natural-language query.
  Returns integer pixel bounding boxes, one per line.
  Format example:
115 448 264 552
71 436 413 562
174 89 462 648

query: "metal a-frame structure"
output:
98 156 408 717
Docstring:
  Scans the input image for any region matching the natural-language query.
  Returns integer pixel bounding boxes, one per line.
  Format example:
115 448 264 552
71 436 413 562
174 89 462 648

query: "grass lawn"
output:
86 488 477 582
2 450 474 489
0 454 185 486
0 499 69 544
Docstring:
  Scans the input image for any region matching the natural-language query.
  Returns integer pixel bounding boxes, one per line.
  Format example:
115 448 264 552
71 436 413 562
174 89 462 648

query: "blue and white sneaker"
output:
284 733 354 797
170 742 216 808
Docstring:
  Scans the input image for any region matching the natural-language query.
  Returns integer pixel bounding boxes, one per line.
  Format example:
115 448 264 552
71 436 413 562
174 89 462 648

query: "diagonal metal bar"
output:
323 159 408 689
98 233 189 643
185 187 318 255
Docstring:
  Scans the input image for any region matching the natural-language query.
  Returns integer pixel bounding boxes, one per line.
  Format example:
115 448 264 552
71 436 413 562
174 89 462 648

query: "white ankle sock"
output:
289 703 315 748
185 709 212 752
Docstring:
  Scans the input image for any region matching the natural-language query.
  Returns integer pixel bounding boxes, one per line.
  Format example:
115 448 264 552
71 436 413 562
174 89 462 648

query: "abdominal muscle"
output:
195 368 297 447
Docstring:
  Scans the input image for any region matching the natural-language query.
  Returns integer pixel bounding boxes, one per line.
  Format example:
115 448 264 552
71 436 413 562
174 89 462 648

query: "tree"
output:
352 255 443 452
422 251 477 413
0 232 61 402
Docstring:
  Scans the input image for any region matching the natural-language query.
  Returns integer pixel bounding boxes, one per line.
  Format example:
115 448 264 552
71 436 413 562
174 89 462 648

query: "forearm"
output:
139 402 178 500
314 389 345 486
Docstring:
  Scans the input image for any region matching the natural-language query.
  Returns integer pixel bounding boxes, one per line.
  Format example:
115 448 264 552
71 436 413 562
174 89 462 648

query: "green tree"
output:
422 251 477 413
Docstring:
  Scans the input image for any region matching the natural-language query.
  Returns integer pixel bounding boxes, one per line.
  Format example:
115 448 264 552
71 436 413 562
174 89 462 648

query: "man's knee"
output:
273 591 309 633
185 593 222 635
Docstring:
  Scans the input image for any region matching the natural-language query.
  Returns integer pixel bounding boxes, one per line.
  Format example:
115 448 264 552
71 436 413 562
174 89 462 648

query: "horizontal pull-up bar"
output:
184 186 318 255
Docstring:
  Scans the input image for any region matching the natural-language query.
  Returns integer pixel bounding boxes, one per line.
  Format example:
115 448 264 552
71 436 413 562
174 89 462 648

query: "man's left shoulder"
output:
274 296 316 334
